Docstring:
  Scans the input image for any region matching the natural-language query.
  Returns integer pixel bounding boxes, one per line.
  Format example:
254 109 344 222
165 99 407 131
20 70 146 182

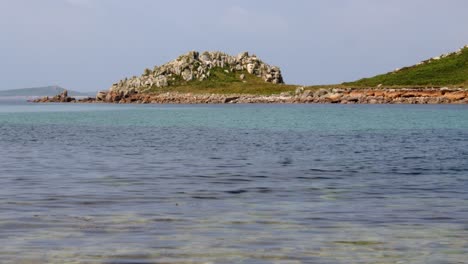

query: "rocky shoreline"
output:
32 87 468 104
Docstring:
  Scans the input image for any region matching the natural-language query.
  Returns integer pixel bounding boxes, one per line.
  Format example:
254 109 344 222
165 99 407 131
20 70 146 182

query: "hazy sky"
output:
1 0 467 92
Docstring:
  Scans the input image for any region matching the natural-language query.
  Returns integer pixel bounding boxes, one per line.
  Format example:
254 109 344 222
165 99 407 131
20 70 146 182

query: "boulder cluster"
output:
293 87 468 104
31 90 96 103
32 87 468 104
106 51 284 96
31 90 75 103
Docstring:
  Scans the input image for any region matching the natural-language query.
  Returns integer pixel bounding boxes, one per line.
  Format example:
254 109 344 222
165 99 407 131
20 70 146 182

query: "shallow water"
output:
0 101 467 264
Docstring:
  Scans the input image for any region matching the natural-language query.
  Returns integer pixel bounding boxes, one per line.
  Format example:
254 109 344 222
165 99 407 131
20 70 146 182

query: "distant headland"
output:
0 86 92 98
33 46 468 104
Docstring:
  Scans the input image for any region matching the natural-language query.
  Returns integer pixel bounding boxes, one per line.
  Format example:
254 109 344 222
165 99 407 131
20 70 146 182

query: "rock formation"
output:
31 90 75 103
86 87 468 104
31 89 96 103
104 51 284 97
33 87 468 104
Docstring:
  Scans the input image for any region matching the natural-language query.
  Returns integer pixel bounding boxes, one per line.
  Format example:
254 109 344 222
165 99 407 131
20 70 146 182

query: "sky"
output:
0 0 467 92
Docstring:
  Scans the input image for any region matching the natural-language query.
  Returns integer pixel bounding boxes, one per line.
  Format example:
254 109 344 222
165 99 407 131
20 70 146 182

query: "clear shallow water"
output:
0 101 467 264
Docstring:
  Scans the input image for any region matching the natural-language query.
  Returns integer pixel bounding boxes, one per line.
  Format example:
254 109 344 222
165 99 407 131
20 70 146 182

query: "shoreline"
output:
32 87 468 104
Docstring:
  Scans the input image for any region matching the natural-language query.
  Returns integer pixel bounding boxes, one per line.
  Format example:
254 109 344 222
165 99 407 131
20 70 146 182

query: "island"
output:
33 46 468 104
0 86 92 98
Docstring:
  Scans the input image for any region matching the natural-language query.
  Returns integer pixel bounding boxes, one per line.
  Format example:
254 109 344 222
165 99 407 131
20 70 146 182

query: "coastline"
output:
33 87 468 104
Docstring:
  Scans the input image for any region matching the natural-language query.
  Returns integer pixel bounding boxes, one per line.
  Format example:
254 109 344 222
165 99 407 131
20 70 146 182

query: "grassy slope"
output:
343 47 468 87
146 68 297 95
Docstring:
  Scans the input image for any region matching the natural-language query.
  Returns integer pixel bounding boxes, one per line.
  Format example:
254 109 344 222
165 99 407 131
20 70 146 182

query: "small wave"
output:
225 189 248 194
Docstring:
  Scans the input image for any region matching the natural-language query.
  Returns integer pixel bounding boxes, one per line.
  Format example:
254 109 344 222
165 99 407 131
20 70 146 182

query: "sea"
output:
0 99 467 264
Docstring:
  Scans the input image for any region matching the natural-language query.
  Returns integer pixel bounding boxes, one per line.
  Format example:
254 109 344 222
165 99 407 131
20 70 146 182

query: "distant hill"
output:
0 86 94 97
344 45 468 87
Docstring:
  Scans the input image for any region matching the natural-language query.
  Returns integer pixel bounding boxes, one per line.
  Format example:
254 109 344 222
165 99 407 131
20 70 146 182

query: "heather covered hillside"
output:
344 45 468 87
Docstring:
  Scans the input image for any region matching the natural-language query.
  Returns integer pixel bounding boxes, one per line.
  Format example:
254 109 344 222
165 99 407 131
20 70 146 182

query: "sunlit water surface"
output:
0 100 467 264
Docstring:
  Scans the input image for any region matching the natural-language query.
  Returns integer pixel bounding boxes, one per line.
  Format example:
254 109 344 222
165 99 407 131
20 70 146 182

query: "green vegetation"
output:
147 68 297 95
344 46 468 87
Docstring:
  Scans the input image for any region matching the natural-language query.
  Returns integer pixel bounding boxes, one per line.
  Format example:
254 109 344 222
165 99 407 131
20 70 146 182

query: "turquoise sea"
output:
0 100 467 264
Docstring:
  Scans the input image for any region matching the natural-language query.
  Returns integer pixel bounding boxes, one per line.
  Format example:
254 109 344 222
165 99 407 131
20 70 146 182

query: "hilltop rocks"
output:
107 51 284 96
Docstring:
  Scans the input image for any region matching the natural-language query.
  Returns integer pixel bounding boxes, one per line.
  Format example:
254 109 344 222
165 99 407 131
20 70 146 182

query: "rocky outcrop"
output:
87 87 468 104
296 87 468 104
31 90 75 103
33 87 468 104
107 51 284 95
31 90 96 103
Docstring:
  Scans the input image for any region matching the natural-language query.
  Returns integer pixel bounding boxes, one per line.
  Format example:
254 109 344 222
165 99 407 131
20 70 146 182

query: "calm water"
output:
0 100 467 264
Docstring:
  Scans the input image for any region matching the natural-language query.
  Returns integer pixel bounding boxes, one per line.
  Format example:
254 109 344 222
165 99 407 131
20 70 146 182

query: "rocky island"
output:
33 47 468 104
